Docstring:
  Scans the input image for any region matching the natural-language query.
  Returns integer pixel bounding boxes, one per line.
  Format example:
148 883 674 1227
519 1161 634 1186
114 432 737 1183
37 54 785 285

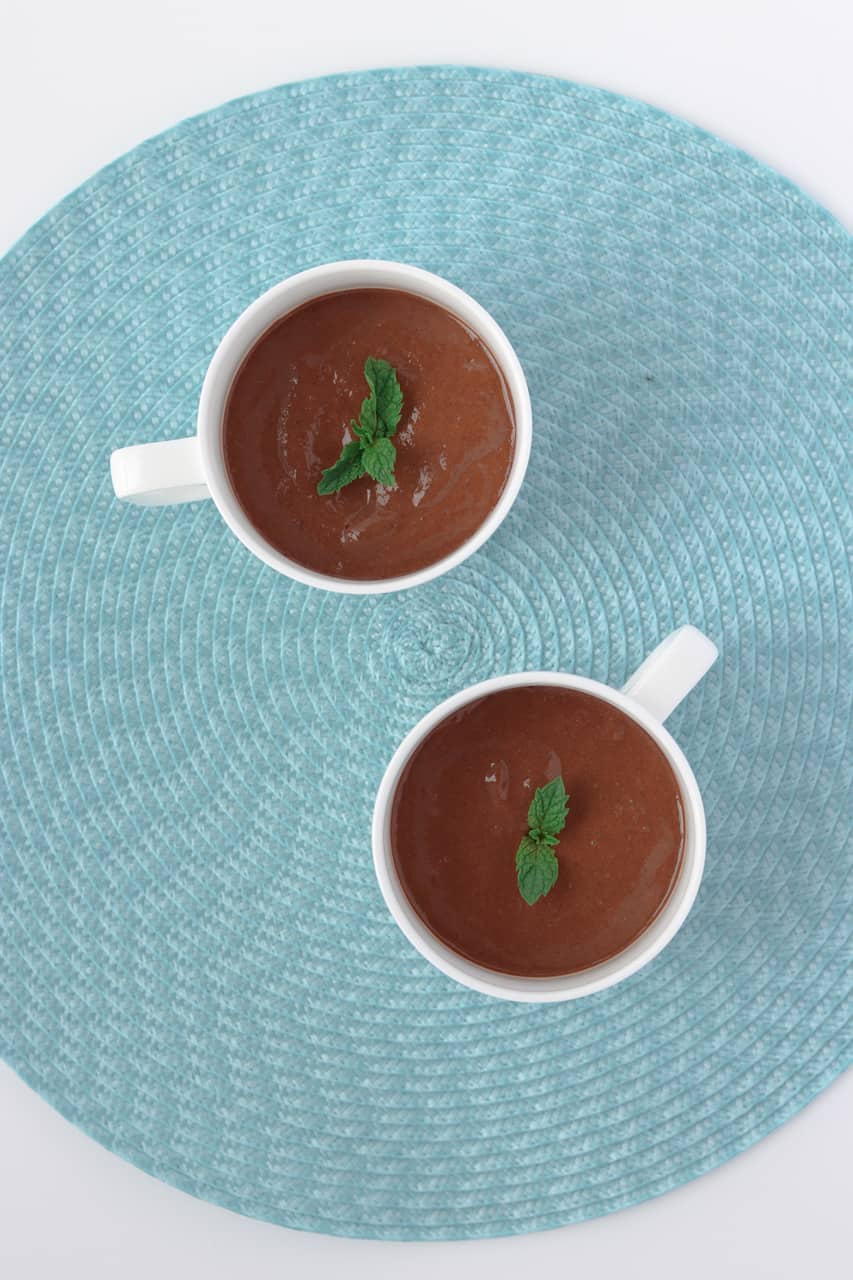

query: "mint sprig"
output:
317 357 403 495
515 776 569 905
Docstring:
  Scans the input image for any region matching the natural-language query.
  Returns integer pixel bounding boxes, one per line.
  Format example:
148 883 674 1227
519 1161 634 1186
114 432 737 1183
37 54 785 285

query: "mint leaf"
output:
353 394 377 444
364 357 403 437
516 774 570 904
317 358 404 495
362 437 397 488
317 440 365 495
527 776 569 839
515 836 559 906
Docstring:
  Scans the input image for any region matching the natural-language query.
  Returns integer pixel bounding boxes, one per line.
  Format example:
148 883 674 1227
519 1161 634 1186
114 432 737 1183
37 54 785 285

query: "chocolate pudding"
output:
390 686 685 977
222 289 515 580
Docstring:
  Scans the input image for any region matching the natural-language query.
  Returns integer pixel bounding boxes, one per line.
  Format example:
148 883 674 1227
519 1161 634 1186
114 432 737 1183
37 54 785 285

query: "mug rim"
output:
196 260 532 594
371 670 707 1002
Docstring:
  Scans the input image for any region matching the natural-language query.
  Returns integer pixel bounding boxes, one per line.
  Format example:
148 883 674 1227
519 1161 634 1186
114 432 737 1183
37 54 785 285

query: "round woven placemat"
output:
1 67 851 1240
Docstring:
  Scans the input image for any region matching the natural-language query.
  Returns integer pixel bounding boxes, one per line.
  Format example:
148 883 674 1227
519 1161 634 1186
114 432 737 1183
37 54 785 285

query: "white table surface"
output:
1 2 850 1275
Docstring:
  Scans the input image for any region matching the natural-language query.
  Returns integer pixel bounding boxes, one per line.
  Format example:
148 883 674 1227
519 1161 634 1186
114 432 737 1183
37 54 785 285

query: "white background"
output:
1 1 850 1275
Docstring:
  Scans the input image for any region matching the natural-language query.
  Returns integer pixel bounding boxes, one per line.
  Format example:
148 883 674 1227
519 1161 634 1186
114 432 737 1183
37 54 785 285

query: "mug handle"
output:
110 438 209 506
622 625 718 722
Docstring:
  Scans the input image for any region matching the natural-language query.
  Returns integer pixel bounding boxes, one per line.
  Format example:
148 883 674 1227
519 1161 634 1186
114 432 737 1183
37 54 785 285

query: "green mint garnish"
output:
317 357 403 495
515 776 569 905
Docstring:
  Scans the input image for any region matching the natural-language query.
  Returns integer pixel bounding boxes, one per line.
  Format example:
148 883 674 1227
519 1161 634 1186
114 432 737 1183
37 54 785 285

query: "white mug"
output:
110 260 532 595
372 626 718 1001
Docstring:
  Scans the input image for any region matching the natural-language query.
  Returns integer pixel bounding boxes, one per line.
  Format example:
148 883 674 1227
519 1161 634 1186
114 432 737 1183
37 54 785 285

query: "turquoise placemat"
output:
1 67 851 1240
